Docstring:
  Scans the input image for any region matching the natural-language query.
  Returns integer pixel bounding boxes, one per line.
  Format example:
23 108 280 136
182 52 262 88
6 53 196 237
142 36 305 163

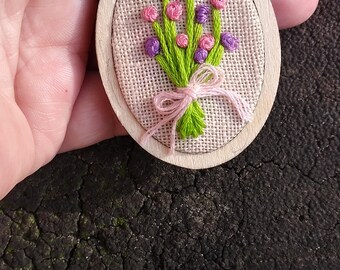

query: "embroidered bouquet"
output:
141 0 252 152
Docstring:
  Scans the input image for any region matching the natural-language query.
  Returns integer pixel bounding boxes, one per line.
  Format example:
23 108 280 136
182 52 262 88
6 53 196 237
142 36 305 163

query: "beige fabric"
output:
112 0 265 154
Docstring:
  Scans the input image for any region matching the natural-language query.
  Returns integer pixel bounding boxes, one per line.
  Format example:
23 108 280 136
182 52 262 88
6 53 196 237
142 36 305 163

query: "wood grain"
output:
95 0 281 169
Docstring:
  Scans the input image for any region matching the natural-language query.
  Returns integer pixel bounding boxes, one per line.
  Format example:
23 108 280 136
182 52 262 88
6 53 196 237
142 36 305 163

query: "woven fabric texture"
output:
112 0 265 154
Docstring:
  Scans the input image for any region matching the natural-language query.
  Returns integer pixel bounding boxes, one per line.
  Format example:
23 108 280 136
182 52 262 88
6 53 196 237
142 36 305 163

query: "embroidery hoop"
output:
96 0 281 169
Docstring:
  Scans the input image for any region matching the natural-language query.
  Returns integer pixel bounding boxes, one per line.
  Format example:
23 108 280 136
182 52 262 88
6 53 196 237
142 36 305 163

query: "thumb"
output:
271 0 319 29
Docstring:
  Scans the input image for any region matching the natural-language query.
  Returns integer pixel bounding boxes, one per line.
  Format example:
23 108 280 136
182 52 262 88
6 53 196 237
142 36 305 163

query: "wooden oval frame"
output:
96 0 281 169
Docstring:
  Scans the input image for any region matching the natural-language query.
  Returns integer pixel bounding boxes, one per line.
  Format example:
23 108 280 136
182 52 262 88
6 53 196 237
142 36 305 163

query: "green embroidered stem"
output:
162 0 178 71
161 0 189 86
176 100 206 139
212 8 221 42
170 21 188 86
189 23 203 72
206 8 224 66
206 44 224 66
174 47 189 87
155 55 179 86
176 1 205 140
184 19 208 76
153 22 177 75
185 0 195 72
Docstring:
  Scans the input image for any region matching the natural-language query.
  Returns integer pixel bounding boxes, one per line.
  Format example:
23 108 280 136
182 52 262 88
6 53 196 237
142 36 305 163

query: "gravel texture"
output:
0 0 339 269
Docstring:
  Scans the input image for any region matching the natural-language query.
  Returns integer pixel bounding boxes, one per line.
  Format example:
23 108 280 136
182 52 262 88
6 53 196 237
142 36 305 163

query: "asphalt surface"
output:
0 0 339 269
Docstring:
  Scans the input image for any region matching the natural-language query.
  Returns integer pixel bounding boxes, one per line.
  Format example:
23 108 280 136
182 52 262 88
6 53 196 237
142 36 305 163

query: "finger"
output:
22 0 96 52
59 72 127 153
0 0 29 96
271 0 319 29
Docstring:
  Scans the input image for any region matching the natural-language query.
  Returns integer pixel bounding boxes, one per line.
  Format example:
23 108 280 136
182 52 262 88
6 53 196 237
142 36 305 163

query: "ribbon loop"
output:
141 64 253 154
153 91 186 115
190 63 225 88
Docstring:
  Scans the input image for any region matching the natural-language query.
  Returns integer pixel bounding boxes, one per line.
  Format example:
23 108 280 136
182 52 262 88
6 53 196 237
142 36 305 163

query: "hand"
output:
0 0 318 199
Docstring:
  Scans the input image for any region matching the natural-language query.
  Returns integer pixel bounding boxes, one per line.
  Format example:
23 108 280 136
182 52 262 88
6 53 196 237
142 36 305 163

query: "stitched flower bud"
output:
194 48 208 64
145 37 160 57
176 33 188 48
199 34 215 51
211 0 228 10
141 6 158 22
166 1 183 21
221 32 239 52
195 5 210 24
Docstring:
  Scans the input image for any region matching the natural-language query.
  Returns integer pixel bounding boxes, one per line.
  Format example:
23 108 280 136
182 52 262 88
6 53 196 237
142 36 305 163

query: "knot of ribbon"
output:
141 63 253 153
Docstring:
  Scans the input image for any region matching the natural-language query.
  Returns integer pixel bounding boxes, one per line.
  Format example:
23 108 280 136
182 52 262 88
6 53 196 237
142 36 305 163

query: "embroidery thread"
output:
141 0 251 151
141 64 252 153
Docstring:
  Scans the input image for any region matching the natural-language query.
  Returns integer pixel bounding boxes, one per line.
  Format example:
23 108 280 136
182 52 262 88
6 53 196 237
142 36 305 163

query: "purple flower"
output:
220 32 239 52
145 37 160 57
195 5 210 24
194 48 208 64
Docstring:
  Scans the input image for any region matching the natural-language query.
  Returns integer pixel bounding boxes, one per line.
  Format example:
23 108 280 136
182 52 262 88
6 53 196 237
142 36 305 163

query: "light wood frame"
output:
96 0 281 169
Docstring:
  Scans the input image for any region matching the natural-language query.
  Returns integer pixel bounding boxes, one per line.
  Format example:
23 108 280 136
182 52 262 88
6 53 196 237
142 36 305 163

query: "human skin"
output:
0 0 319 199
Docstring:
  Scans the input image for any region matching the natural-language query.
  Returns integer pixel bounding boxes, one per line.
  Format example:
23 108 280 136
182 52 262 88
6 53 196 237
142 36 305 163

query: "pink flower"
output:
210 0 228 10
199 34 215 51
141 6 158 22
166 1 183 21
176 33 189 48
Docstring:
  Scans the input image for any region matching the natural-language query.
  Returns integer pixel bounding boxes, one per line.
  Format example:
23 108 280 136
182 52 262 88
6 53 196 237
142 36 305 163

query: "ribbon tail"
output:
224 91 253 122
141 115 174 145
141 105 188 155
168 106 188 154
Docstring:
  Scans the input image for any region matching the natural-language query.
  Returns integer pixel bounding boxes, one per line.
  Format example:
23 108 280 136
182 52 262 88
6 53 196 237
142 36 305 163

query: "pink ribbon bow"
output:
141 63 253 153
